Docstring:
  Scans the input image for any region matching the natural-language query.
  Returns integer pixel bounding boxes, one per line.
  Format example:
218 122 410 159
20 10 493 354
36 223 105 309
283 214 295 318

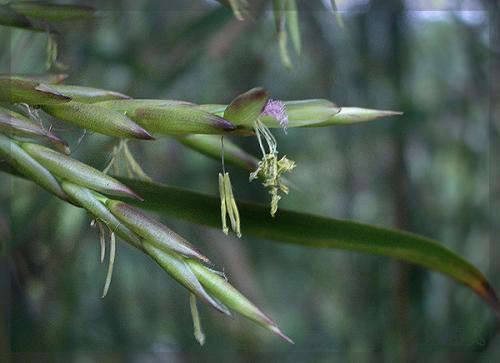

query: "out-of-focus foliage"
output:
0 0 498 361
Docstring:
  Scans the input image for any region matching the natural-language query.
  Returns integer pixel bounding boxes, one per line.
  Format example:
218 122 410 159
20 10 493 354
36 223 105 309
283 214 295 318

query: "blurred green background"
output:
1 0 499 361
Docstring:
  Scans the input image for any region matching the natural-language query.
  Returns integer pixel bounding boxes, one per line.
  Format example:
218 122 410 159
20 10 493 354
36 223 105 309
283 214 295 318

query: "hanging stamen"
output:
190 293 206 346
97 220 106 263
101 231 116 298
218 172 229 235
223 172 241 238
250 103 295 217
218 136 242 237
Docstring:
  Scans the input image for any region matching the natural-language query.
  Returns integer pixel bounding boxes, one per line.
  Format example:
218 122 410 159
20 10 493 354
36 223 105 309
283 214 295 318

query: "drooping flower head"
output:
262 99 289 133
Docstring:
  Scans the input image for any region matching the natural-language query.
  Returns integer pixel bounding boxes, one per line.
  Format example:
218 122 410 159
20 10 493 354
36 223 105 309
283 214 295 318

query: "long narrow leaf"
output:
117 178 500 316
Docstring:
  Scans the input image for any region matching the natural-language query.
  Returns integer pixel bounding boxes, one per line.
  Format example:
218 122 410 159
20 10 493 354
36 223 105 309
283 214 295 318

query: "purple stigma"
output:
262 99 288 133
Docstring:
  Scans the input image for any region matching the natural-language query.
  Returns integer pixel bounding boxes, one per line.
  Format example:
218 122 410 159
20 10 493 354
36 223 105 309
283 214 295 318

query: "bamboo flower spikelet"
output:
0 6 412 344
0 71 402 344
1 0 497 353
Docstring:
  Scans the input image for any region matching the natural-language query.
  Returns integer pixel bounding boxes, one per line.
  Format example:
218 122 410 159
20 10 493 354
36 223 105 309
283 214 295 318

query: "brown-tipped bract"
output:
22 143 142 200
0 106 70 154
98 99 236 135
107 200 211 264
129 106 237 136
42 101 153 140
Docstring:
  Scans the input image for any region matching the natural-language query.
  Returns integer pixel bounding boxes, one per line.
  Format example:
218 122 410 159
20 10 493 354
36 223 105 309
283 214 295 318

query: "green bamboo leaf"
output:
0 4 34 30
42 101 154 140
187 259 293 342
47 85 130 103
0 134 67 200
9 1 97 22
0 106 70 154
106 200 211 264
0 78 71 105
118 178 500 316
22 143 143 200
223 87 269 128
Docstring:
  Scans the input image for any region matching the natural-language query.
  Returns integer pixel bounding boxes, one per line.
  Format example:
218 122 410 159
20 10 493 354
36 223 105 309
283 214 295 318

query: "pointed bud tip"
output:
134 128 155 140
119 187 144 201
270 325 294 344
214 117 237 131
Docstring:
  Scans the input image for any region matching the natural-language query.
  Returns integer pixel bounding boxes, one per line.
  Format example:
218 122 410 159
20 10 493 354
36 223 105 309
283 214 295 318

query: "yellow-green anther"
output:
97 220 106 263
190 293 205 346
219 172 241 238
224 173 241 238
102 231 116 298
23 143 143 200
251 119 295 217
218 173 229 235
